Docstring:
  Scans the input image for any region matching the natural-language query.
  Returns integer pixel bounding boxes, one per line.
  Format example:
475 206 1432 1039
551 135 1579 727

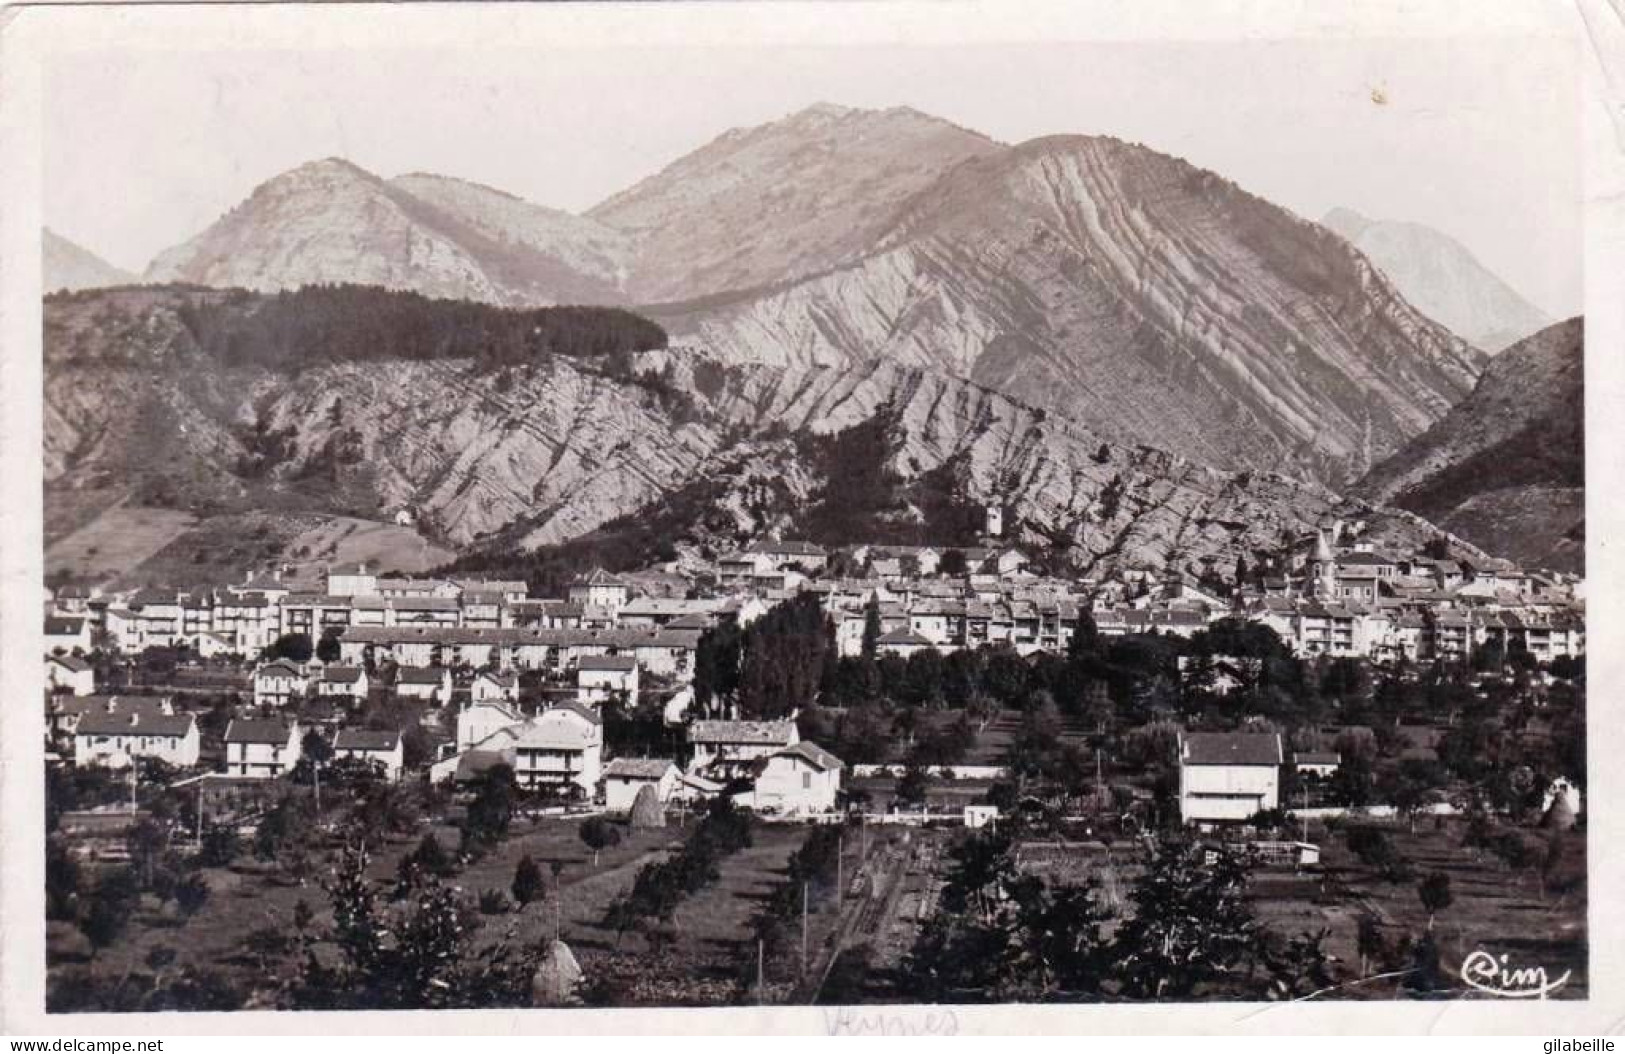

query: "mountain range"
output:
40 103 1580 577
45 285 1460 587
1322 207 1552 354
114 105 1494 487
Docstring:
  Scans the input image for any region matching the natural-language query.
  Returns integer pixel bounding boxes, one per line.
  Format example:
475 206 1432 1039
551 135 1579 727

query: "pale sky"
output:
44 33 1581 317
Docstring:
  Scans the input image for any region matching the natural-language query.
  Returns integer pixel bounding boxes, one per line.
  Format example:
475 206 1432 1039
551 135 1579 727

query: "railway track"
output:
805 832 931 1004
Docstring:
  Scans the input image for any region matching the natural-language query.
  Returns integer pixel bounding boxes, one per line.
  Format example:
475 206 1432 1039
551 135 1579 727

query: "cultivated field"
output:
80 510 458 590
46 813 845 1009
46 503 199 584
1252 817 1588 999
281 516 455 581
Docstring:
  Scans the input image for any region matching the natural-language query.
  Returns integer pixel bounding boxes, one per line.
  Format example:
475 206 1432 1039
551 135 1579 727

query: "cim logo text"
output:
1461 949 1572 998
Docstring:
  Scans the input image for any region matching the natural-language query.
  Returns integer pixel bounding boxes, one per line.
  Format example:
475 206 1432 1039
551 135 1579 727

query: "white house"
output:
252 659 309 708
394 666 451 704
688 718 800 777
332 728 404 781
194 631 238 660
317 665 370 703
326 562 378 598
1292 751 1341 779
224 718 302 779
603 757 680 813
568 569 631 616
470 669 519 704
1178 731 1283 824
73 700 199 769
745 540 829 573
511 704 603 796
964 804 1000 829
576 655 640 708
749 741 844 815
717 551 775 587
46 653 95 696
457 698 523 751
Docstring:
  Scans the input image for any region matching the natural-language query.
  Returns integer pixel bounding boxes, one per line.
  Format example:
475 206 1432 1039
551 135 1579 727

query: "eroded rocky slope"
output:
46 287 1444 582
1356 317 1583 572
653 136 1483 485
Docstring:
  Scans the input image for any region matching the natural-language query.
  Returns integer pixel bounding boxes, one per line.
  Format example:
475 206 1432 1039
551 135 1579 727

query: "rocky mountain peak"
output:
1322 206 1374 240
660 128 1482 487
1321 207 1551 353
247 156 379 197
583 102 1002 304
43 229 135 293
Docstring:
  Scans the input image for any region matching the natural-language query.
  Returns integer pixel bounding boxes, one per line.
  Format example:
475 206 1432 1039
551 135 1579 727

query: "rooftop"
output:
577 655 638 672
604 757 678 779
334 728 402 752
689 719 798 746
774 740 844 772
225 718 296 744
1181 731 1283 767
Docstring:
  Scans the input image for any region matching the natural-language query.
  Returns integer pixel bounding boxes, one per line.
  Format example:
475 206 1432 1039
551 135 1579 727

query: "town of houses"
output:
43 517 1584 825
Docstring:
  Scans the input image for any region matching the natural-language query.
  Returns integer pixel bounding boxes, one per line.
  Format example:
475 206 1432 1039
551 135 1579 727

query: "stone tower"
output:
1312 527 1337 598
985 505 1004 538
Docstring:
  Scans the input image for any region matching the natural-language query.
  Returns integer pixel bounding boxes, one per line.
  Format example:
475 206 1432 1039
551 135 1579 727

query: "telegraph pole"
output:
757 939 765 1004
836 833 844 903
801 881 809 976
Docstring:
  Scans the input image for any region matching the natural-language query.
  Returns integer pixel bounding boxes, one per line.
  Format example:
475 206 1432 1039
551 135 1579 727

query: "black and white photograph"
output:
0 0 1615 1033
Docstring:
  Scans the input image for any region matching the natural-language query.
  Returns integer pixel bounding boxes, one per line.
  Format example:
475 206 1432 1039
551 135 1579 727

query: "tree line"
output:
170 284 667 374
901 827 1341 1002
602 798 753 944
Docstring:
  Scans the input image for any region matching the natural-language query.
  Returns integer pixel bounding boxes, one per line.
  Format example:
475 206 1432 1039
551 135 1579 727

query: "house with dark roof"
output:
74 699 198 769
394 665 451 704
45 615 91 652
1293 751 1341 778
333 727 404 781
224 718 302 778
253 659 309 708
317 665 370 702
876 627 933 658
1178 731 1283 824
